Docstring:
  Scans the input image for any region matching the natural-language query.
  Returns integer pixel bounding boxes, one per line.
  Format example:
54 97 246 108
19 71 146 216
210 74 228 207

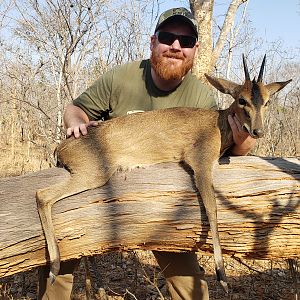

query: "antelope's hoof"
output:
220 280 229 293
49 271 57 285
216 269 228 293
49 258 60 284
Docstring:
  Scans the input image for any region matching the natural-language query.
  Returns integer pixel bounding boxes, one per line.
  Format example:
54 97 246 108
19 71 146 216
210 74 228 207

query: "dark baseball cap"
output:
154 7 198 38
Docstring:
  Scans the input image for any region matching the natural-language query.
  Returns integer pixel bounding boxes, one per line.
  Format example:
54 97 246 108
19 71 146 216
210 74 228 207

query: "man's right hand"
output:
63 104 99 139
66 121 99 138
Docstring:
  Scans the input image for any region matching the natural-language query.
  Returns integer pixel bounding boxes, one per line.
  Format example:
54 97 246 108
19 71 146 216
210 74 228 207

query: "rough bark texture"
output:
0 156 299 279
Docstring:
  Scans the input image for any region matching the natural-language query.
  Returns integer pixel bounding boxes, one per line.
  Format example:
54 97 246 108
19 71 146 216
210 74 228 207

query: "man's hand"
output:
228 114 256 156
66 121 99 138
63 104 100 139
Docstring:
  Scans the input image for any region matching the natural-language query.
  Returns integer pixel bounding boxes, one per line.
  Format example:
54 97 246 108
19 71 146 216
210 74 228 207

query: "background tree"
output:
190 0 249 80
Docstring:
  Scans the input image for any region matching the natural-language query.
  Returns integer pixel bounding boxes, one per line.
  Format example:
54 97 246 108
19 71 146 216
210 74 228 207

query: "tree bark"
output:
0 156 299 278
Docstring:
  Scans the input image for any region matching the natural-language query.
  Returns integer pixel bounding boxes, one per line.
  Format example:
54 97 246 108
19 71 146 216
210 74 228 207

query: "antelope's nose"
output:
252 128 264 138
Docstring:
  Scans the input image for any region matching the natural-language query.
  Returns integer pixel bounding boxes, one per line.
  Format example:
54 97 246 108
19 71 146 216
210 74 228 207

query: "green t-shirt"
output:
73 59 217 120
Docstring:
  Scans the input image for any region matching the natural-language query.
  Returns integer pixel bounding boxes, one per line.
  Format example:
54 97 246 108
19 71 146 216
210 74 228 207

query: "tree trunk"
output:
190 0 214 80
190 0 249 80
0 156 299 278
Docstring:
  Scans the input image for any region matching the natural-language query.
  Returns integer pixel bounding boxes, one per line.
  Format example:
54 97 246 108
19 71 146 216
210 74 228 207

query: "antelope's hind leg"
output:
36 173 109 284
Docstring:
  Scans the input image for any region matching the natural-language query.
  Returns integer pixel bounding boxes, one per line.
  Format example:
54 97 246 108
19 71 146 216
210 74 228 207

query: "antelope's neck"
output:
218 107 235 155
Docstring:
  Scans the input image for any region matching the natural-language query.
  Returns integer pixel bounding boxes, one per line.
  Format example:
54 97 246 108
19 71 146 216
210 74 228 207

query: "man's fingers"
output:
228 115 245 133
67 125 86 138
79 124 88 136
233 115 243 132
73 126 81 138
66 121 98 139
228 115 238 132
66 127 74 137
88 121 99 127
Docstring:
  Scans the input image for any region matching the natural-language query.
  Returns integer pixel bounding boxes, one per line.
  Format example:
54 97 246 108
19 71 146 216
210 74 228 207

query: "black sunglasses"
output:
156 31 197 48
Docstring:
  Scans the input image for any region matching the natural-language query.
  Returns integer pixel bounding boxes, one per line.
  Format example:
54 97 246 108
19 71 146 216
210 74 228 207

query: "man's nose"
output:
170 38 181 50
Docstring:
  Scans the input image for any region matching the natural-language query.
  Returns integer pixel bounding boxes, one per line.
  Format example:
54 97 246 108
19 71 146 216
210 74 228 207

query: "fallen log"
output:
0 156 299 278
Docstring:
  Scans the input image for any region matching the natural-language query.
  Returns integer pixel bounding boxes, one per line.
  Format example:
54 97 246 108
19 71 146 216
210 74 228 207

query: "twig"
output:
232 256 265 275
125 289 139 300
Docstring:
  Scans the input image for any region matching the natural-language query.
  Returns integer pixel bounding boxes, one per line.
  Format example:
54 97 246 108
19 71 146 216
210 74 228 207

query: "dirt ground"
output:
0 251 299 300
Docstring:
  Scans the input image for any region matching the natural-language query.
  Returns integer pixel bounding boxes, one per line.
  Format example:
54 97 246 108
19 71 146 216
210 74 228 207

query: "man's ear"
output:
150 35 156 51
194 41 199 56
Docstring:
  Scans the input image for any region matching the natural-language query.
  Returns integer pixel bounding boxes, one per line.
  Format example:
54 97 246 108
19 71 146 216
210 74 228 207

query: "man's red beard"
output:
150 48 194 81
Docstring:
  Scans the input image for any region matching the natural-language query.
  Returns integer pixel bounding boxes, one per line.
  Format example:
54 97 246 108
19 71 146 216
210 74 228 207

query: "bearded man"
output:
38 7 255 300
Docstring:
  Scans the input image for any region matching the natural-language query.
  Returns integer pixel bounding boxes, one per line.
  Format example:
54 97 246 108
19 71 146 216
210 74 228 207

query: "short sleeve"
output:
73 69 114 120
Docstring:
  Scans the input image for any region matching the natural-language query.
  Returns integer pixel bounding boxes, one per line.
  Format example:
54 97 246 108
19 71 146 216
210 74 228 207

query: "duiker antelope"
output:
36 55 291 292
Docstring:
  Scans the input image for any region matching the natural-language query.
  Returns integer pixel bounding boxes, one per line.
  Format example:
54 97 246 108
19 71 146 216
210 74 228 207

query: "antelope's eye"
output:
239 98 247 106
264 101 269 107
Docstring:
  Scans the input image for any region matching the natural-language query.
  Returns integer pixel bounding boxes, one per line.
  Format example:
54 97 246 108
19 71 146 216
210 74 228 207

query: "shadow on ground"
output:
0 251 297 300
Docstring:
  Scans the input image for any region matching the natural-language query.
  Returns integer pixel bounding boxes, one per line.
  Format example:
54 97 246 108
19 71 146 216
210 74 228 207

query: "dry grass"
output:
0 141 299 300
0 142 53 178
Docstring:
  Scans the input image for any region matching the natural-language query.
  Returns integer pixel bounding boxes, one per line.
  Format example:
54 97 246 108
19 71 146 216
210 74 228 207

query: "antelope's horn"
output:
242 54 250 81
257 54 266 82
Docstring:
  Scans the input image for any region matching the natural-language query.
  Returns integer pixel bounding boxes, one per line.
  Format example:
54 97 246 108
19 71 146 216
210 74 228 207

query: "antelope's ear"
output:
204 74 240 97
265 79 292 95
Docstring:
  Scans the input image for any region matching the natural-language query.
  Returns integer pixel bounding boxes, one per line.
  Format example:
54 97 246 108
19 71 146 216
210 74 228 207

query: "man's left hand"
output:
228 114 256 156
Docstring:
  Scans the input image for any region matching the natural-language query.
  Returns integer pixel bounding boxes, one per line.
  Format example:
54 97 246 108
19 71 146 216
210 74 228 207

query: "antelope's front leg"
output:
186 150 228 293
194 164 228 293
36 188 61 284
